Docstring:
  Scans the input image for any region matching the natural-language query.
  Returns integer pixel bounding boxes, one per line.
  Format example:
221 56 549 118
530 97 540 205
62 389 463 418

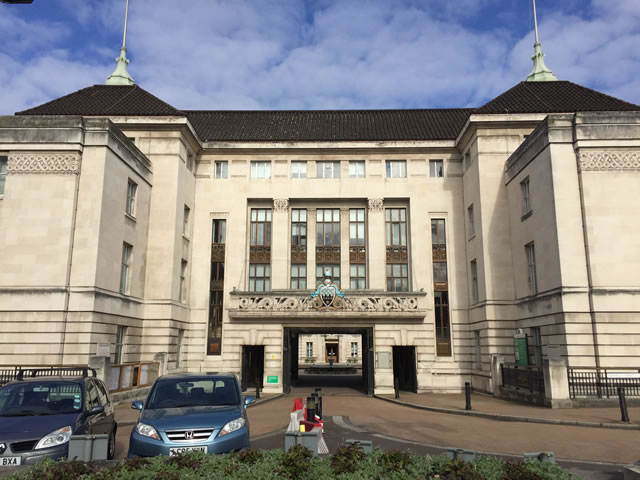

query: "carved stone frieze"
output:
368 198 384 212
273 198 289 212
8 153 81 175
578 150 640 172
237 294 420 313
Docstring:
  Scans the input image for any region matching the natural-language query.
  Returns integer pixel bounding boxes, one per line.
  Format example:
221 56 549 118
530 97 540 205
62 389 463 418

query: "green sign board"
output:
514 335 529 366
266 376 278 384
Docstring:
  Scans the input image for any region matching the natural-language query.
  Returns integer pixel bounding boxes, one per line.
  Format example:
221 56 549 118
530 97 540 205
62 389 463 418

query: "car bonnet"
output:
0 413 80 441
140 405 243 431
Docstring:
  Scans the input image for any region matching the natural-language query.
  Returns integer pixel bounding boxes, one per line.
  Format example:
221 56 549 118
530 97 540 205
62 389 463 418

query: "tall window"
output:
126 179 137 217
526 242 537 295
316 264 340 287
467 204 474 237
291 264 307 289
528 327 543 366
351 342 358 357
464 152 471 171
306 342 313 357
349 161 365 178
474 331 481 369
292 209 307 247
317 209 340 247
0 156 7 195
215 161 228 179
183 205 190 236
430 159 444 177
521 177 531 216
114 326 126 364
249 209 271 292
470 259 478 304
350 208 366 289
434 292 450 355
120 243 132 294
386 208 408 291
432 219 451 356
187 153 194 171
291 161 307 179
208 219 226 355
316 161 340 178
180 260 188 303
250 161 271 179
385 160 406 178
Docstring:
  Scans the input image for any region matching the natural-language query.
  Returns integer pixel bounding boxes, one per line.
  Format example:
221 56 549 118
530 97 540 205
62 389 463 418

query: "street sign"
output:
267 375 278 384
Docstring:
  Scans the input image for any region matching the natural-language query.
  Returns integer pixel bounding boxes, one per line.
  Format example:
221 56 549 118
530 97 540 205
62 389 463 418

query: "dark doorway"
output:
325 343 338 363
241 345 264 392
393 346 417 393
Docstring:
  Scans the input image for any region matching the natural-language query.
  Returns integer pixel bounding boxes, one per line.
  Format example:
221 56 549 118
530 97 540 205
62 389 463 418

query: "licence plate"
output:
169 446 207 456
0 457 21 467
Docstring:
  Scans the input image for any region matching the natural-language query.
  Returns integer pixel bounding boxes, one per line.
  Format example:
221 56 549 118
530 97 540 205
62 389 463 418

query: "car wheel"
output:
107 429 116 460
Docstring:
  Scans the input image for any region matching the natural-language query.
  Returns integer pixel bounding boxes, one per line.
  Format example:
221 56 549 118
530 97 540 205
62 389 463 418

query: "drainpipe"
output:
59 121 84 364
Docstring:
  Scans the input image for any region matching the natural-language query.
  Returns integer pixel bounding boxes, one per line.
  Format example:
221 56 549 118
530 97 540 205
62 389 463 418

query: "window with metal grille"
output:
291 161 307 178
349 160 365 178
316 161 340 178
526 242 537 295
120 243 132 294
291 264 307 289
215 161 228 179
250 161 271 179
385 160 406 178
126 179 137 217
250 264 271 292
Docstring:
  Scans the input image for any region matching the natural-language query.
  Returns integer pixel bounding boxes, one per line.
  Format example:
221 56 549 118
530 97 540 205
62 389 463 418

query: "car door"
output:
94 380 115 433
85 380 107 434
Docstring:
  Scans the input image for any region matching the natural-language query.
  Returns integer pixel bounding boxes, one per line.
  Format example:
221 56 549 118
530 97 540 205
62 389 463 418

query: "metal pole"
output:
255 365 260 399
618 387 630 423
306 396 315 422
394 378 400 399
314 387 322 418
465 382 472 411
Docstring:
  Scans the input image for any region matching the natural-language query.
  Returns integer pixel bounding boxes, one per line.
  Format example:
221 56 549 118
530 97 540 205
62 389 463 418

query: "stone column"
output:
490 354 504 397
367 199 386 289
272 199 290 289
154 352 168 377
88 355 111 387
340 207 350 289
307 208 317 289
543 359 572 408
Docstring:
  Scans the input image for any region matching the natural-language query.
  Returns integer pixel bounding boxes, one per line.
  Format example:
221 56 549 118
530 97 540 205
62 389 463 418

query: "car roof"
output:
3 377 88 385
156 372 237 380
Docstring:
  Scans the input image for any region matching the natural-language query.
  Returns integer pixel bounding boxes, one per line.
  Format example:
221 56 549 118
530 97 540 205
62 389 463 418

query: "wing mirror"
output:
88 405 104 416
131 400 144 411
243 396 256 407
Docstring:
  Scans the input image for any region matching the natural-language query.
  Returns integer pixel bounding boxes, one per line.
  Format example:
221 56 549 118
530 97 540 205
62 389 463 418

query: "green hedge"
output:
7 445 579 480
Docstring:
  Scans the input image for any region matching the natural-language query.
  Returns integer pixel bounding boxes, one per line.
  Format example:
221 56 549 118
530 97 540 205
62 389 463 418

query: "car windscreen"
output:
0 381 83 416
146 378 239 409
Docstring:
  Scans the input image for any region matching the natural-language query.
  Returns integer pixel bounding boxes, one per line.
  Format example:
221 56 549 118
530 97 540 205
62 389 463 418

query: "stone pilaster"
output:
340 207 350 289
307 208 316 289
271 199 289 289
367 199 386 289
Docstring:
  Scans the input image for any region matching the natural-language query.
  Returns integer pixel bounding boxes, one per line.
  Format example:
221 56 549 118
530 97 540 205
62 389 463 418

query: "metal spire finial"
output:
106 0 135 86
526 0 557 82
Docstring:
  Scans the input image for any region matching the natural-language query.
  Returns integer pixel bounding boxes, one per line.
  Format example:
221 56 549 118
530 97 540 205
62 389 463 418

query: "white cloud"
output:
0 0 639 115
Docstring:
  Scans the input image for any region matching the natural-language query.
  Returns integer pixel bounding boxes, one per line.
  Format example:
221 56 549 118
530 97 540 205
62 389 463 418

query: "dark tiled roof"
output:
184 109 473 142
475 81 640 114
16 85 183 117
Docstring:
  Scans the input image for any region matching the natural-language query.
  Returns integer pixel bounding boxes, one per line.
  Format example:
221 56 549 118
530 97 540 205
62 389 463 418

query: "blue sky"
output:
1 0 639 114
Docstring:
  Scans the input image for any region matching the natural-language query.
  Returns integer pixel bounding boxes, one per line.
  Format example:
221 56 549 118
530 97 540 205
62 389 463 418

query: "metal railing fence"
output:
568 367 640 399
501 363 545 395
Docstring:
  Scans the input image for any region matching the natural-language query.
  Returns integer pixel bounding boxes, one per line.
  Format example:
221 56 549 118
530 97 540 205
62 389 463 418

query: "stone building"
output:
1 38 640 396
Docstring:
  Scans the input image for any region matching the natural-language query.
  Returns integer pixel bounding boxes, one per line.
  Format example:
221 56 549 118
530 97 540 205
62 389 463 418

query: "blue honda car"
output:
128 373 255 457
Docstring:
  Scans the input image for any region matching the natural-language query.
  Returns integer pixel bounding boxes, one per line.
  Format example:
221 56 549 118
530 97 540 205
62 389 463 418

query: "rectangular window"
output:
291 161 307 179
349 160 365 178
431 219 445 245
385 160 407 178
249 263 271 292
528 327 543 366
349 208 365 247
292 209 307 247
316 161 340 179
120 243 132 295
250 161 271 179
250 208 272 247
386 208 408 292
316 209 340 247
471 259 478 304
208 219 226 356
430 159 444 177
434 291 451 355
306 342 313 358
291 264 307 289
180 260 188 303
526 242 537 295
468 204 474 237
385 208 407 247
187 153 194 171
433 262 448 283
114 326 126 364
0 156 7 195
316 264 340 287
176 329 185 368
521 177 531 216
386 263 408 292
432 218 451 356
474 331 481 369
351 342 358 357
350 264 366 289
215 161 228 179
126 179 137 217
183 205 190 236
464 152 471 171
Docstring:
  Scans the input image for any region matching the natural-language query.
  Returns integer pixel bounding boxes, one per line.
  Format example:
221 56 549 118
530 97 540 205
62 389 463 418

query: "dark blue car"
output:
0 370 117 468
128 373 255 457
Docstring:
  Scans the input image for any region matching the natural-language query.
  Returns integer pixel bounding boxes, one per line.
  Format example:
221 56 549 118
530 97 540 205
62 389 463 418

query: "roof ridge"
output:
562 80 640 109
183 108 475 114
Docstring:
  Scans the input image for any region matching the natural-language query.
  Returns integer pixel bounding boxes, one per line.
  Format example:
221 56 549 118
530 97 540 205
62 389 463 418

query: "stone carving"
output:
273 198 289 212
368 198 384 212
8 153 81 175
237 294 419 312
578 151 640 172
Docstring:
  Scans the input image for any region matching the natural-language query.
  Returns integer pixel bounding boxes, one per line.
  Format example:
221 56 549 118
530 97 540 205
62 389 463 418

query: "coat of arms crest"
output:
311 270 345 307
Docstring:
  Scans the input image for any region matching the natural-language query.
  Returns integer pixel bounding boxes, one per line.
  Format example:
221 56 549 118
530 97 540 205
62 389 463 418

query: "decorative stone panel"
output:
368 198 384 212
273 198 289 212
8 153 81 175
578 151 640 172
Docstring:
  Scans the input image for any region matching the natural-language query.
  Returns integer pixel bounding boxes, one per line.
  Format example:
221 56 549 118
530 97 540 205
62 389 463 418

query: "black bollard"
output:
394 378 400 399
314 388 323 418
465 382 472 411
618 387 630 423
306 396 316 422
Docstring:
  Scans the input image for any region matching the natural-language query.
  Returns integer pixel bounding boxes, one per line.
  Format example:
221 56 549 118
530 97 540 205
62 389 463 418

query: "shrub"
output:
277 445 313 479
379 450 414 475
331 443 366 475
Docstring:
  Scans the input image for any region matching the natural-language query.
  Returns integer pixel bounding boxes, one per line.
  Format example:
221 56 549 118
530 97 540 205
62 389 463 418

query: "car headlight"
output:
218 417 246 437
35 426 72 450
135 423 160 440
